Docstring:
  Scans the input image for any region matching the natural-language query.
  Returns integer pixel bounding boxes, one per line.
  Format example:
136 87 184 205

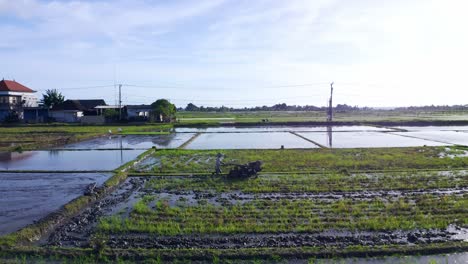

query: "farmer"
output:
215 153 224 175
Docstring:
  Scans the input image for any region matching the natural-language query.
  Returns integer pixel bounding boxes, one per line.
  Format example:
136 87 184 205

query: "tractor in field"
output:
214 153 263 179
226 160 263 179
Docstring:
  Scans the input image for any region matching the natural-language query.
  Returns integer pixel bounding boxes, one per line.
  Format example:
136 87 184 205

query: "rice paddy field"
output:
0 118 468 263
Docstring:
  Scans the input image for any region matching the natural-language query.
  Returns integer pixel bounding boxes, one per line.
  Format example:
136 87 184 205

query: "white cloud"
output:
1 0 468 107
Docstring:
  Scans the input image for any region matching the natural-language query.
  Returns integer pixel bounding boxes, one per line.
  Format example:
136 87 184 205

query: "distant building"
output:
24 107 49 123
126 104 151 121
50 99 106 122
0 79 38 121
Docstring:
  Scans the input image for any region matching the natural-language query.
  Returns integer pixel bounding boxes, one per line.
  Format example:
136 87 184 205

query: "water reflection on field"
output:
58 134 195 149
185 132 318 149
0 172 111 235
0 150 144 171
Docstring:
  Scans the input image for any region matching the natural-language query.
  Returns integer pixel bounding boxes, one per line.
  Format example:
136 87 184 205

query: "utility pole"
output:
118 84 122 121
327 82 334 122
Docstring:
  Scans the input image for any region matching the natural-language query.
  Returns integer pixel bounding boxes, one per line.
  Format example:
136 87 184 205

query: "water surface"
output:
57 134 195 150
176 125 393 133
0 150 144 171
185 132 318 149
393 131 468 146
297 131 448 148
0 172 111 235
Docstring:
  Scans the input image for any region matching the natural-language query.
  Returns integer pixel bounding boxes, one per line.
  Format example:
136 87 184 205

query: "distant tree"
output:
103 109 119 120
150 99 176 122
41 89 65 109
185 103 199 111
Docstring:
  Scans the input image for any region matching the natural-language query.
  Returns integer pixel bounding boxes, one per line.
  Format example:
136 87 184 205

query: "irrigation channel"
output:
0 125 468 262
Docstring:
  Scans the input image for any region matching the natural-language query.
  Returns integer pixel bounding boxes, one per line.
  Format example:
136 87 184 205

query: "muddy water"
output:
184 132 319 149
57 133 196 150
176 125 393 133
0 172 111 235
0 150 144 171
297 131 448 148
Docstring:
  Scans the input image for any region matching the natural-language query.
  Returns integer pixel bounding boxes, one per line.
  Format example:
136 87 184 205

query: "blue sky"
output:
1 0 467 107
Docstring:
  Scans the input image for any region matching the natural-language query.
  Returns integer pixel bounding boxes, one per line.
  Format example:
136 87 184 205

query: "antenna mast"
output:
118 84 122 121
327 82 334 122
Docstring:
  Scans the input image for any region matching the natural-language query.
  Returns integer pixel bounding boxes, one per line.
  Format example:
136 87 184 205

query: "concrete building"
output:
0 80 38 121
50 99 106 122
126 104 151 121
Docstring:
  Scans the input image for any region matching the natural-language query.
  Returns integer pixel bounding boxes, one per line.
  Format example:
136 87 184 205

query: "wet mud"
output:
105 227 468 249
44 176 468 250
45 177 145 247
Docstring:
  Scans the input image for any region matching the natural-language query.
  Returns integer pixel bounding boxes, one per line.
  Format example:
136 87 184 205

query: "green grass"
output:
118 131 171 135
97 193 468 235
134 147 468 174
145 170 468 193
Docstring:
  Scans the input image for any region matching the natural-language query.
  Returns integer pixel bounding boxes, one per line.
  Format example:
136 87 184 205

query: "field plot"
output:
392 131 468 146
0 150 144 171
1 126 468 262
0 172 112 235
185 132 319 149
132 147 468 174
175 125 393 133
57 134 196 150
46 170 468 260
395 126 468 132
298 131 448 148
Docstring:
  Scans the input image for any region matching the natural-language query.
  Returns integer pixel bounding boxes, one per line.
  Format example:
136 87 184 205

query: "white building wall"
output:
50 111 82 122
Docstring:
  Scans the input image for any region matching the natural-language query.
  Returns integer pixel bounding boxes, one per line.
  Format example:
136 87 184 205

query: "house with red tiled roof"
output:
0 79 38 121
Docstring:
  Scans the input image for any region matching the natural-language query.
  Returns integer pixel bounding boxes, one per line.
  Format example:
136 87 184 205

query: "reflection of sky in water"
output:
176 126 393 133
298 131 448 148
0 150 144 171
185 132 318 149
0 172 111 235
392 131 468 146
58 134 195 149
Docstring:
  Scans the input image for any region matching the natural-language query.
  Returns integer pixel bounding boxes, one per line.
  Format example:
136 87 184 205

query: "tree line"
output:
181 103 468 112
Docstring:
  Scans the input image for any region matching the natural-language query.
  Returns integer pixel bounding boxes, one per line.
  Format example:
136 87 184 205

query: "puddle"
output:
57 134 196 150
393 131 468 146
176 126 393 133
297 131 448 148
0 150 144 171
184 132 318 149
0 172 112 235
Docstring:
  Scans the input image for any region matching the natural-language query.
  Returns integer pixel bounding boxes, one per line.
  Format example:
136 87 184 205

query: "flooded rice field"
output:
0 150 144 171
177 125 467 149
57 133 195 150
46 174 468 252
393 131 468 146
0 172 112 235
297 131 448 148
175 125 393 133
2 125 468 262
311 252 468 264
184 132 319 149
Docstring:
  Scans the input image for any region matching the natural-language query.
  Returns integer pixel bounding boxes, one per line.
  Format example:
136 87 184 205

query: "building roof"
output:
95 105 125 109
52 99 106 111
126 104 151 109
0 80 35 93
